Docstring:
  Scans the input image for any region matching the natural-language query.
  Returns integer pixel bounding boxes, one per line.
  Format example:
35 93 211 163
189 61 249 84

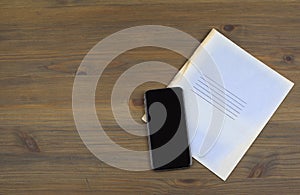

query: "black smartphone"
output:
144 87 191 170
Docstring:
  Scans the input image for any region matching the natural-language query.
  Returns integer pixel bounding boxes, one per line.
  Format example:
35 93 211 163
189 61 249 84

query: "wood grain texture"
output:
0 0 300 194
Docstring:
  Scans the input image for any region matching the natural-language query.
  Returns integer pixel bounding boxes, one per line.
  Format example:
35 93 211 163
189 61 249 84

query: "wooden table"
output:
1 0 299 194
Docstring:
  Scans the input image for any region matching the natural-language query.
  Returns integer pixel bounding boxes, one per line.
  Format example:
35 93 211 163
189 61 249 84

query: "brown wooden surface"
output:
1 0 300 194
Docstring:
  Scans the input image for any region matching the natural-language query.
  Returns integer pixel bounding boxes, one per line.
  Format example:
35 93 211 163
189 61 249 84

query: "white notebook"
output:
144 29 294 180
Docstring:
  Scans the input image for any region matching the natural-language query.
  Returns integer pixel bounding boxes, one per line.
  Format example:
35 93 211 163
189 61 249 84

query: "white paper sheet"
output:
166 29 294 180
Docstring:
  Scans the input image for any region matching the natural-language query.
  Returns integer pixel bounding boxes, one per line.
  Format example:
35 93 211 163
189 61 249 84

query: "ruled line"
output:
193 86 238 119
194 82 241 114
203 74 247 104
198 77 246 108
195 81 242 112
191 74 248 120
191 89 235 120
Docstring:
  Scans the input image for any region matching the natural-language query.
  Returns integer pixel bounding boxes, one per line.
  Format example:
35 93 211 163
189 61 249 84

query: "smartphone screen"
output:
144 87 191 170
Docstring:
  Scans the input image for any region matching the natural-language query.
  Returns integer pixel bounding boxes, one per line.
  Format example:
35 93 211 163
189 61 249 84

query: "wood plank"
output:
0 0 299 194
